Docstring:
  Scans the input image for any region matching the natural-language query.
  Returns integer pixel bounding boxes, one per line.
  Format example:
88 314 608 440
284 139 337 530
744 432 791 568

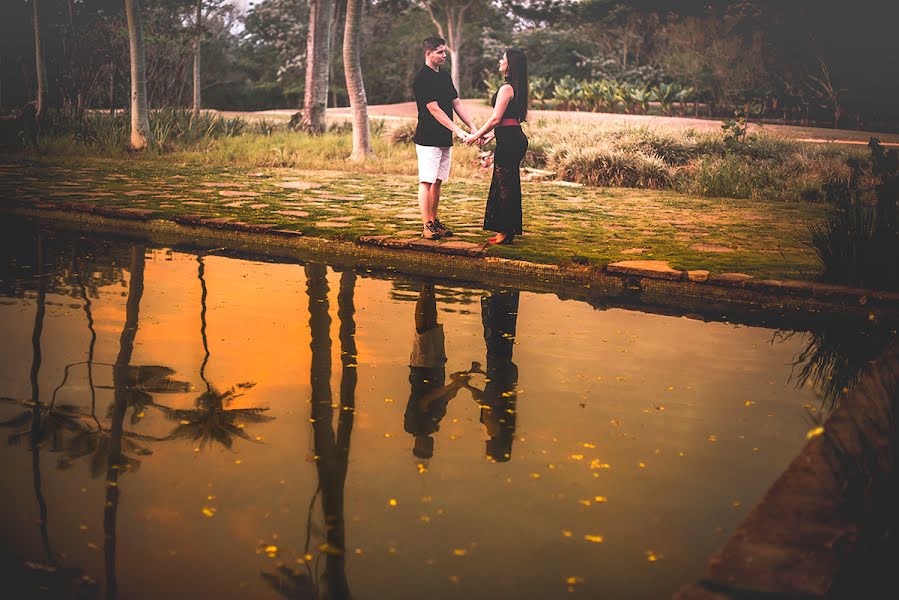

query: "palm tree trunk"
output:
343 0 372 160
192 0 202 116
105 243 145 600
302 0 334 133
124 0 150 149
32 0 47 119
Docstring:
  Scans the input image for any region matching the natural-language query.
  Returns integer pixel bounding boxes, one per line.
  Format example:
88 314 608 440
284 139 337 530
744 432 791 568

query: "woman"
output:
465 49 529 245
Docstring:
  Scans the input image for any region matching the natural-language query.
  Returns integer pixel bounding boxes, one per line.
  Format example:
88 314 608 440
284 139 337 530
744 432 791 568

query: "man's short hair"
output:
423 37 446 53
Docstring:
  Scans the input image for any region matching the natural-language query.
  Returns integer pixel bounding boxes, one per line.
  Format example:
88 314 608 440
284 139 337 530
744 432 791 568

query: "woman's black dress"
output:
485 86 528 235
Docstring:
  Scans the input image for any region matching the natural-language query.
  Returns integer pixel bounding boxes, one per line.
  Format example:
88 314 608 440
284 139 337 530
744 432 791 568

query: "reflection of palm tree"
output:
158 254 272 450
158 384 272 449
263 265 356 599
310 265 354 600
104 243 146 600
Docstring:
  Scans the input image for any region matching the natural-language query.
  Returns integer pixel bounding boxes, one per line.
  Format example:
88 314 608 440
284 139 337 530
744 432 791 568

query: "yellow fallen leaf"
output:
584 534 604 543
566 576 584 585
578 499 592 507
201 506 216 518
594 496 608 503
582 442 596 448
570 454 584 461
707 434 717 442
529 473 541 479
561 530 573 538
744 400 756 406
453 549 467 556
806 426 825 439
388 498 398 507
645 550 663 562
265 545 279 557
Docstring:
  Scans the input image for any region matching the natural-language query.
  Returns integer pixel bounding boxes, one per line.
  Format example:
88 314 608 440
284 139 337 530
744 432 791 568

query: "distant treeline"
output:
4 0 899 130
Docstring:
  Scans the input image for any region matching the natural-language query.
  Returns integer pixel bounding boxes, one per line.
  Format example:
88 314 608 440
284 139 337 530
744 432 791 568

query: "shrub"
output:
807 140 899 291
387 121 416 144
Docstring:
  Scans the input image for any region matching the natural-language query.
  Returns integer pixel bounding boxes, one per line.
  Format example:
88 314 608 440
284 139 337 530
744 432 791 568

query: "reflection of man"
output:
473 290 520 463
404 284 482 459
413 36 476 240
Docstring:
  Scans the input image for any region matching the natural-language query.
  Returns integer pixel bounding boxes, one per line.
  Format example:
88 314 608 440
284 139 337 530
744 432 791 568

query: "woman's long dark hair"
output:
504 48 528 122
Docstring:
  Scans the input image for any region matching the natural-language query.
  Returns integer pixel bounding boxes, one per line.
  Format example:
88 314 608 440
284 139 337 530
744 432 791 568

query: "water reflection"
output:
474 290 520 463
1 218 894 600
781 322 897 411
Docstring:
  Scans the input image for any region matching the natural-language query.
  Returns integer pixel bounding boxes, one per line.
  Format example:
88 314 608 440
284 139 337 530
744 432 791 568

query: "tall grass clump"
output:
808 139 899 291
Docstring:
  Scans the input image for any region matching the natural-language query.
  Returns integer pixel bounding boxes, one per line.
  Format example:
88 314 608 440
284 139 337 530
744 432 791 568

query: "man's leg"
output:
418 181 433 224
430 179 442 220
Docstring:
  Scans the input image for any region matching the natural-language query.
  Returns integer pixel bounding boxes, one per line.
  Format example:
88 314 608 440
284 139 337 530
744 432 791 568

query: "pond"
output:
0 216 884 599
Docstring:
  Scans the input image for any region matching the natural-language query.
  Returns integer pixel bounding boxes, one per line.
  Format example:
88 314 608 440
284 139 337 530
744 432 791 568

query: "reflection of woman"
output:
475 290 520 462
465 49 529 245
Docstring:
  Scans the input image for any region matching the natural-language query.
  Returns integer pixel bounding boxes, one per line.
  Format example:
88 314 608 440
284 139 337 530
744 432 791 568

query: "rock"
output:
687 270 710 282
606 260 684 281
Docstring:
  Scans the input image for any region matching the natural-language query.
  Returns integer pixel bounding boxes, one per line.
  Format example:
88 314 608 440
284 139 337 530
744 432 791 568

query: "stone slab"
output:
606 260 684 281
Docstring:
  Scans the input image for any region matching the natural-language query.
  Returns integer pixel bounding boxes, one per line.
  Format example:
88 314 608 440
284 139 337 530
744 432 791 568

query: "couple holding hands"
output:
413 37 529 246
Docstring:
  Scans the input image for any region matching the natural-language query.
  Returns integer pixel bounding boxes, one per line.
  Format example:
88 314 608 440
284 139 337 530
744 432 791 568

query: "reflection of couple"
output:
404 284 519 462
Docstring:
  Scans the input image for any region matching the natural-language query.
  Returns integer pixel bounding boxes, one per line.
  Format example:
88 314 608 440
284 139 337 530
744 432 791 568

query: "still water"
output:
0 218 843 599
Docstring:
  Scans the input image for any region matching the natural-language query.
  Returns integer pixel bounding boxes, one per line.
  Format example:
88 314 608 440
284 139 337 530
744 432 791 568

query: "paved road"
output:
216 99 899 146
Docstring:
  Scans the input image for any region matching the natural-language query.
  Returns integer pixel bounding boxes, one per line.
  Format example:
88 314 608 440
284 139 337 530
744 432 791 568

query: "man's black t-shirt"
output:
412 65 458 147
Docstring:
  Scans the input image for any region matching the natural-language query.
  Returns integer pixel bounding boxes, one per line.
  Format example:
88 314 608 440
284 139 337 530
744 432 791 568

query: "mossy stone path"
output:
1 158 825 279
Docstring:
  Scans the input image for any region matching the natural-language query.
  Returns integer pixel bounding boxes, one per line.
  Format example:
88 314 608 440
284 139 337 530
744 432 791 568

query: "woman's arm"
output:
466 84 513 144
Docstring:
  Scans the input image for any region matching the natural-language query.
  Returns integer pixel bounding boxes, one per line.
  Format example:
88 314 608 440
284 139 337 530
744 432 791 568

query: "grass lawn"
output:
1 155 825 280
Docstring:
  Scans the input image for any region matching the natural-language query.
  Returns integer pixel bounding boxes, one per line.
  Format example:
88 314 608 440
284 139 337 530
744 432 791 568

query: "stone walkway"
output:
2 158 825 280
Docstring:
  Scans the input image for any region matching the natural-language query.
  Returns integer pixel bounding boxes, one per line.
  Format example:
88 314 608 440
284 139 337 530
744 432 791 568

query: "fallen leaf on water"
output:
570 454 584 461
578 499 592 507
806 426 825 439
265 545 279 557
594 496 608 503
417 463 428 474
388 498 398 507
529 473 541 479
354 548 364 556
561 530 573 538
421 495 432 503
707 435 718 442
744 400 756 406
731 500 742 508
419 515 431 523
453 549 467 556
566 576 584 585
645 550 663 562
582 442 596 449
201 506 216 518
584 534 604 543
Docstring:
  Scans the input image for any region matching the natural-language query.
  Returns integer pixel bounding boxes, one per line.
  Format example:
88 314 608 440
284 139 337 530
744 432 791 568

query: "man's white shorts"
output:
416 144 452 183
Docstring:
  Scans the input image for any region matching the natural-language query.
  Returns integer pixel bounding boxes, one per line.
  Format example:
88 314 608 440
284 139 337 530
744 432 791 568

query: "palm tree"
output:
302 0 335 133
192 0 203 117
124 0 151 149
32 0 47 121
343 0 372 160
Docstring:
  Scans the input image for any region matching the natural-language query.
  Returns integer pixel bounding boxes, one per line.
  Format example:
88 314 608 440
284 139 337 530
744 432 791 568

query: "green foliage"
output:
807 139 899 291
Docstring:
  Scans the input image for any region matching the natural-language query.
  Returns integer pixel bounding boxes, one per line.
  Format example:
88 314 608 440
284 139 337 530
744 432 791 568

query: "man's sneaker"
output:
422 221 441 240
434 218 454 236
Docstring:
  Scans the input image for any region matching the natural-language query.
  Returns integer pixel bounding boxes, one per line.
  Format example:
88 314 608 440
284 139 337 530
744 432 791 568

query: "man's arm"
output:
426 101 468 139
451 98 476 133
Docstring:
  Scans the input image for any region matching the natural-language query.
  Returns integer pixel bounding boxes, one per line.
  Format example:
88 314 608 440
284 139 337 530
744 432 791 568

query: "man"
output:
412 36 476 240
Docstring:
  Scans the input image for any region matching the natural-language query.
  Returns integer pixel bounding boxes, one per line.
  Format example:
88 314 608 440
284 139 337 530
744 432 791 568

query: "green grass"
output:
0 154 826 280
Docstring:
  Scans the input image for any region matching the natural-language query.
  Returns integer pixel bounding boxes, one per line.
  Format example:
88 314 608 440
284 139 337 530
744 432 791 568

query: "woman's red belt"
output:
498 118 520 127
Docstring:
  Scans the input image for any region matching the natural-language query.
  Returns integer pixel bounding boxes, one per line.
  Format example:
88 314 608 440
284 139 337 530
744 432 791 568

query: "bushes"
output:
807 140 899 291
547 143 672 188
